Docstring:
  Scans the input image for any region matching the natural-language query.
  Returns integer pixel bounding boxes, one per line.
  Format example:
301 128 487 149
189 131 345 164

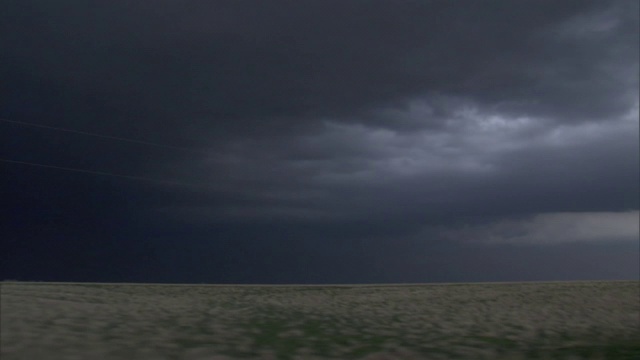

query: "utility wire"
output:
2 118 213 188
0 118 208 154
1 158 206 189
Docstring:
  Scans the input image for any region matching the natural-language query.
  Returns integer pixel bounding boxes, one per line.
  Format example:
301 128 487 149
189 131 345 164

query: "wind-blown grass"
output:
1 280 638 359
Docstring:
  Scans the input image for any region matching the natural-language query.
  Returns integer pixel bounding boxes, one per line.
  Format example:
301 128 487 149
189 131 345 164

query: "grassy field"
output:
1 280 638 359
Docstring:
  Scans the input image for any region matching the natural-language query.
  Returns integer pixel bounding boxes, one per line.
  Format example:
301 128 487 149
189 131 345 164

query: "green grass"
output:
2 281 638 359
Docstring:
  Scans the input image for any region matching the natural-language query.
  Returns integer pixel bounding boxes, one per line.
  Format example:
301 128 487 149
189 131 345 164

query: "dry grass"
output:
1 280 638 359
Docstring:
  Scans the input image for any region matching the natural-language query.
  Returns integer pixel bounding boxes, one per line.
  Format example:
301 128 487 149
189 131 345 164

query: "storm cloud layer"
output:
2 0 638 283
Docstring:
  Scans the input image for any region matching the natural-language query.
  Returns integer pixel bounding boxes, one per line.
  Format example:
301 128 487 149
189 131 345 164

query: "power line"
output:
1 158 206 189
0 118 208 153
2 118 214 189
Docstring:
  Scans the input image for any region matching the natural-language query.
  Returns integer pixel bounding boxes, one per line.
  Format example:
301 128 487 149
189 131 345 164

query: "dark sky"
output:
2 0 638 284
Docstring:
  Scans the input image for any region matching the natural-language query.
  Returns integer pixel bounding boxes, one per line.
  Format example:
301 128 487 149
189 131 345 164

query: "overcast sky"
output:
2 0 638 284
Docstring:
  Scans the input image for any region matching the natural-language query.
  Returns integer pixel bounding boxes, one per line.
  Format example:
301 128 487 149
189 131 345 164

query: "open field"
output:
1 280 638 359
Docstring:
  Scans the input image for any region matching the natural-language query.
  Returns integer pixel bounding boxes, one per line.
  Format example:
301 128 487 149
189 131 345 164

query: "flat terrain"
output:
1 281 639 359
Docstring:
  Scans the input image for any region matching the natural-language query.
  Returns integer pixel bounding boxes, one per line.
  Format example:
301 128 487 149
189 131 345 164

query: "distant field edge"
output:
1 279 638 287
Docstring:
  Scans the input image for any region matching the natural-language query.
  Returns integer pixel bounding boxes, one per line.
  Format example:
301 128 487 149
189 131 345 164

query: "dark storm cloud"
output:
162 101 638 234
3 0 636 134
2 0 638 283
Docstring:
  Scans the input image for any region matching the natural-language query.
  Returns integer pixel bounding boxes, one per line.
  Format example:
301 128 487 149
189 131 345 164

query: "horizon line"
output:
2 279 637 287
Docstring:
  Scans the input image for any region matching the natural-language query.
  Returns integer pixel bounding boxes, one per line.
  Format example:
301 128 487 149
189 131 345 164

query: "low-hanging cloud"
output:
159 92 638 232
441 211 639 245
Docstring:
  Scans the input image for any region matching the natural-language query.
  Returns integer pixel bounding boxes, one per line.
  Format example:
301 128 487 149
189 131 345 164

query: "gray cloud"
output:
3 1 636 133
161 94 638 225
440 211 640 245
2 0 638 283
